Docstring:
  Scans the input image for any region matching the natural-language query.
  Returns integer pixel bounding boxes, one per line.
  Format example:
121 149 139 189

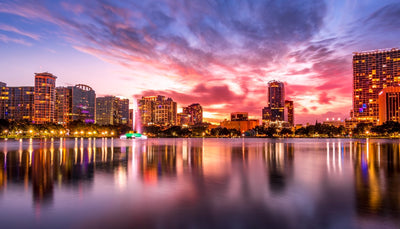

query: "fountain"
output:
120 100 147 139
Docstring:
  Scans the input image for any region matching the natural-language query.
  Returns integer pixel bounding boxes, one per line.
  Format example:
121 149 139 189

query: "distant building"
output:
262 80 294 126
34 72 57 124
96 96 129 125
323 119 345 127
263 80 285 122
129 109 134 128
5 86 34 121
55 87 72 125
231 112 248 121
177 113 191 126
284 100 294 126
182 103 203 125
378 86 400 125
55 84 96 125
0 82 7 119
137 95 177 126
220 119 259 133
353 48 400 124
70 84 96 123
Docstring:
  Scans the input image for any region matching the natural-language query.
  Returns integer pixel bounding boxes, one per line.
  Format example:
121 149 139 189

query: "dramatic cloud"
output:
1 0 399 123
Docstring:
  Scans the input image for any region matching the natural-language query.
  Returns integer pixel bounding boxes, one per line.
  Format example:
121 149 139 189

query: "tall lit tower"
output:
353 48 400 124
267 80 285 121
34 72 57 124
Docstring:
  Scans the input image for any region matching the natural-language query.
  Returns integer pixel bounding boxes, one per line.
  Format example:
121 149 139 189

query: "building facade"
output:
7 87 35 122
96 96 129 125
55 87 72 125
263 80 286 123
182 103 203 125
231 112 248 121
378 86 400 125
353 48 400 124
220 119 259 133
70 84 96 123
34 72 57 124
284 100 294 126
137 95 177 126
0 82 8 119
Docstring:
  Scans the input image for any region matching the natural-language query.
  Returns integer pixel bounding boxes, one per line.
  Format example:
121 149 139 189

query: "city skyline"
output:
1 1 400 124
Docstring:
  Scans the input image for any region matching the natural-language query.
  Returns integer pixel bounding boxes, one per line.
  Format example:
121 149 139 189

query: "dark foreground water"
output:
0 138 399 229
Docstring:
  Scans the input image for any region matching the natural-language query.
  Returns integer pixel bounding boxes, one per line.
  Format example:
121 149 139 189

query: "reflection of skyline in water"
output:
0 138 399 228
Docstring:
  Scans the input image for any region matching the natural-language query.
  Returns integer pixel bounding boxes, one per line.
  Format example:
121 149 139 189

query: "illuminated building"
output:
231 112 248 121
378 86 400 125
220 112 258 133
129 109 134 127
263 80 285 122
55 87 72 125
0 82 35 122
137 95 177 126
284 100 294 126
182 103 203 125
34 72 57 124
322 118 345 127
55 84 96 125
96 96 129 125
0 82 8 119
263 80 294 126
220 119 259 133
137 96 157 126
6 86 35 121
177 113 191 126
70 84 96 123
353 48 400 124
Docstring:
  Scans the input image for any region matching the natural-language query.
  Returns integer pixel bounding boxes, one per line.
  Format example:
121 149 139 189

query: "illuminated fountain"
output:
120 100 147 140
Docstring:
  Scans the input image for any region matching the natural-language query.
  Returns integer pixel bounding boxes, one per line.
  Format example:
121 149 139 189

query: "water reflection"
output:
0 138 399 228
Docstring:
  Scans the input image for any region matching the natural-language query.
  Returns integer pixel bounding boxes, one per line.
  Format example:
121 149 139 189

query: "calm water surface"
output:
0 138 399 228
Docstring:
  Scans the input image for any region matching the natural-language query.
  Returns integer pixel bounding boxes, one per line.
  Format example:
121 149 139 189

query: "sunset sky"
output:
1 0 399 124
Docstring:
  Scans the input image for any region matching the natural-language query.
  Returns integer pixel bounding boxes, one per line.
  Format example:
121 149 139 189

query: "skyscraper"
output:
7 86 35 122
55 84 97 125
55 87 72 125
96 96 129 125
182 103 203 125
70 84 96 123
0 82 8 119
353 48 400 124
34 72 56 124
378 86 400 125
284 100 294 126
137 95 177 126
263 80 285 122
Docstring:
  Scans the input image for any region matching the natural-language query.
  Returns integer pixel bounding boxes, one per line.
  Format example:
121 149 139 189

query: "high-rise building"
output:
137 95 177 126
353 48 400 124
153 96 176 126
0 82 8 120
34 72 56 124
177 113 191 126
378 86 400 125
7 86 34 121
137 96 157 126
284 100 294 126
70 84 96 123
96 96 129 125
231 112 248 121
55 87 72 125
263 80 285 122
55 84 96 125
182 103 203 125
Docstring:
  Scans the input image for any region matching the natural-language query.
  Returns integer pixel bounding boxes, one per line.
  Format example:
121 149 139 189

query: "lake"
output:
0 138 399 228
